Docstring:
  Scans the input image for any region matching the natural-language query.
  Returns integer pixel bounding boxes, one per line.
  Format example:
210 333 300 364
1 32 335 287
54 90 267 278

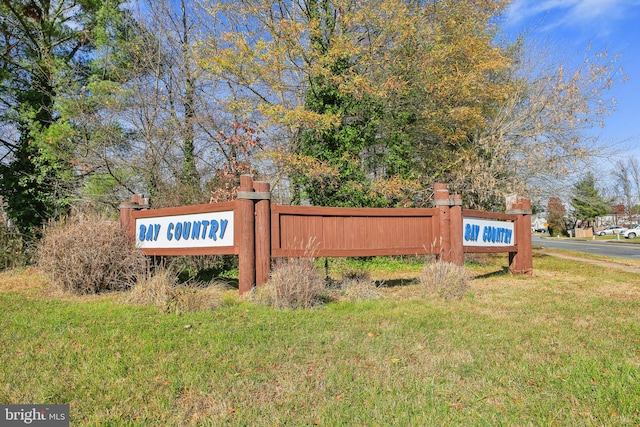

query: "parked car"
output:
622 225 640 239
597 225 628 236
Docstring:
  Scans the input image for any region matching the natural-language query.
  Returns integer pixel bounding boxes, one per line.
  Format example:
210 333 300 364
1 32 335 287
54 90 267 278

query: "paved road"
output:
532 235 640 261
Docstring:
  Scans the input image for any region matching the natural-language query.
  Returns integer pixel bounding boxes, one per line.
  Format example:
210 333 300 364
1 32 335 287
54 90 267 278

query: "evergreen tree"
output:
0 0 132 237
570 172 611 222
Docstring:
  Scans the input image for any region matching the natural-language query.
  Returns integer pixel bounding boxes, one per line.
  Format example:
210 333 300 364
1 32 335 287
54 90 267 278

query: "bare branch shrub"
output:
254 257 325 309
37 215 146 294
420 261 468 300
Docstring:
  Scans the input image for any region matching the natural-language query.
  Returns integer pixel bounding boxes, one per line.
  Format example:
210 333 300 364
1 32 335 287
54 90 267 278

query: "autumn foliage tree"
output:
547 197 566 237
200 0 621 208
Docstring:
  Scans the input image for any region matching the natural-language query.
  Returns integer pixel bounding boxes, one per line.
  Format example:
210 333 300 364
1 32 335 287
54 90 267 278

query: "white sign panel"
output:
463 217 514 247
135 211 234 249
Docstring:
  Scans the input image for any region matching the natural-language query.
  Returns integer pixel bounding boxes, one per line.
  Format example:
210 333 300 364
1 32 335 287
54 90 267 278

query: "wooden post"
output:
507 197 533 275
119 194 149 244
434 183 451 263
237 175 256 294
449 194 464 266
253 180 271 287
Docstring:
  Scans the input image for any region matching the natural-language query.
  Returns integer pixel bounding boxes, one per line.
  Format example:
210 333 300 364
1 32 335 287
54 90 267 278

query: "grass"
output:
1 252 640 426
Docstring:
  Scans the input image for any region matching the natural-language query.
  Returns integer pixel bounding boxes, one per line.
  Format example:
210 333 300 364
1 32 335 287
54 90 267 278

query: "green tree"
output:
0 0 132 237
570 173 611 222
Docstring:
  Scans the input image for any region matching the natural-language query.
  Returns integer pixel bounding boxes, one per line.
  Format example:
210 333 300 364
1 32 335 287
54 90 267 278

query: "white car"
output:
622 225 640 239
597 225 628 236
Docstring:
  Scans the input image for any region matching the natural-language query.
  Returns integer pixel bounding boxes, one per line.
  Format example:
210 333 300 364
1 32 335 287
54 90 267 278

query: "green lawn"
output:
1 253 639 426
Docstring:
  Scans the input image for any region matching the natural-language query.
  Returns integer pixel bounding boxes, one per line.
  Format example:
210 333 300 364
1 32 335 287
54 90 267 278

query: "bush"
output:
420 261 468 300
127 267 230 313
337 277 382 302
126 267 176 308
253 257 325 309
0 222 30 270
37 214 146 294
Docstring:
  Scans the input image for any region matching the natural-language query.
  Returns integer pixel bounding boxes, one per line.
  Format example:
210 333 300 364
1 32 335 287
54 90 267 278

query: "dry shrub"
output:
127 267 177 308
254 257 325 309
420 261 468 300
323 269 381 302
169 282 229 313
339 277 382 302
127 267 229 313
37 215 145 294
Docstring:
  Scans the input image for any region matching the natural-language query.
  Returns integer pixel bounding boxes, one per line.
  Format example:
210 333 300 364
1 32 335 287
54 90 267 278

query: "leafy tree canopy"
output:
570 172 611 221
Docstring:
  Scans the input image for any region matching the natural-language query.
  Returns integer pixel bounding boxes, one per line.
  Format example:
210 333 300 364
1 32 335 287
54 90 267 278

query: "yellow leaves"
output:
370 176 421 205
257 104 339 129
266 152 339 180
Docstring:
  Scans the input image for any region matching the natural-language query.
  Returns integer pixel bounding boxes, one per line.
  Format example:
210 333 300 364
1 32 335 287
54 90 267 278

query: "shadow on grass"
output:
374 278 420 288
472 267 510 279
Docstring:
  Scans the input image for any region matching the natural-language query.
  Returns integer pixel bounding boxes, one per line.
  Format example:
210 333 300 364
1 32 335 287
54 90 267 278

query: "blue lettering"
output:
505 229 512 244
464 224 480 242
182 221 191 240
219 219 229 239
167 223 174 241
191 221 201 240
139 225 147 242
201 220 210 239
153 224 160 241
174 222 182 241
208 220 219 241
145 225 154 241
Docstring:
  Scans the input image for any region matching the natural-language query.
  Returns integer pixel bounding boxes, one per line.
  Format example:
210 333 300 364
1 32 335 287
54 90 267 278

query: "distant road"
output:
532 235 640 261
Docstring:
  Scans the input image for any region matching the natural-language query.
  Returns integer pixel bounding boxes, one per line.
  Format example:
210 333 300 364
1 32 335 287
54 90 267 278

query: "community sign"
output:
463 217 514 247
135 211 234 249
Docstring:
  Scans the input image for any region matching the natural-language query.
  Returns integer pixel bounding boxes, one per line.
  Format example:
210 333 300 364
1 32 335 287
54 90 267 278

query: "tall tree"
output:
0 0 132 236
570 172 611 222
202 0 621 209
202 0 514 206
546 197 566 237
611 159 635 219
68 0 241 209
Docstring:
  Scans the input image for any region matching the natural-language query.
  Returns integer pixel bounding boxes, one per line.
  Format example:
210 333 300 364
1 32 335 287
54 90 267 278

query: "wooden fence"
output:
121 175 532 294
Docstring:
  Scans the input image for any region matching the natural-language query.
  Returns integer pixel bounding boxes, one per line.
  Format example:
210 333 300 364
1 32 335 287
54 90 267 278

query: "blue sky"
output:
503 0 640 161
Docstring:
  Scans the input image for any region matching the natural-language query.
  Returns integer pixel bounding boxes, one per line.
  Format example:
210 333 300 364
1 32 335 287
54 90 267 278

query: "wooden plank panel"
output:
276 246 437 257
270 204 441 256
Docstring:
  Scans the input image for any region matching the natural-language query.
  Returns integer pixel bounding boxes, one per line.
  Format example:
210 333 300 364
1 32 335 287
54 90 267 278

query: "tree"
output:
67 0 253 209
448 37 623 208
611 157 640 221
546 197 566 237
0 0 132 236
201 0 621 209
570 172 611 222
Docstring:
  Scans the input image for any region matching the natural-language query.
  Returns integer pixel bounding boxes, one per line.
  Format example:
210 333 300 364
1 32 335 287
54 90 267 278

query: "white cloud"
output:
506 0 640 30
